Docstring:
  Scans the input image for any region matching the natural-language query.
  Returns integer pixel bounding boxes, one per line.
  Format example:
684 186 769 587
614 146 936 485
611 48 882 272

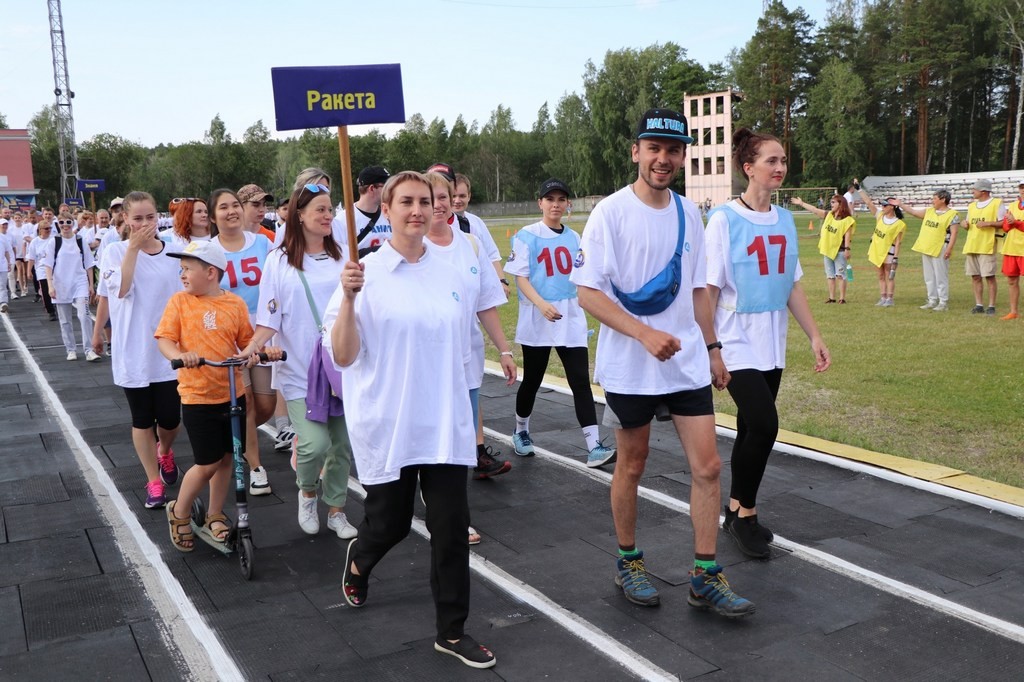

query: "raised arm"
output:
893 198 925 220
791 196 828 220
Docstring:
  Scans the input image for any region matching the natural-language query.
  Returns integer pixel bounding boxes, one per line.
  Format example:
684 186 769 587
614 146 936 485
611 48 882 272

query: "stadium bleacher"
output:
863 170 1023 210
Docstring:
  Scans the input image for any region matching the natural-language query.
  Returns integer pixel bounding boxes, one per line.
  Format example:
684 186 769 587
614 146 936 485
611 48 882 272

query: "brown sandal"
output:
204 512 232 543
167 500 194 552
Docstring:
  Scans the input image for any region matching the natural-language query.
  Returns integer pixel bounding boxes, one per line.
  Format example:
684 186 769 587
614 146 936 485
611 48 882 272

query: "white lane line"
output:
1 314 243 682
483 366 1024 519
339 479 677 682
483 427 1024 646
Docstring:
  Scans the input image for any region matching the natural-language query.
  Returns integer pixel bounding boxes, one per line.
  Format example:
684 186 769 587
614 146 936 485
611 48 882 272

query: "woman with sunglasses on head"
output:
44 212 99 362
855 189 908 307
705 128 831 560
207 189 275 497
26 219 57 320
326 171 497 670
162 198 213 252
273 168 350 249
241 182 356 538
896 189 961 312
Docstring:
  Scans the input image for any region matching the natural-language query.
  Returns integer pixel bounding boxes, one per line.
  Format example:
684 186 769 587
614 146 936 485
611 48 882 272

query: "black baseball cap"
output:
357 165 390 186
636 108 693 144
538 178 571 198
425 162 456 183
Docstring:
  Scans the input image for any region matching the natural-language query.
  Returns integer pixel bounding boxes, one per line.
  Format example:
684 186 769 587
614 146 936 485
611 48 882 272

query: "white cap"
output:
166 240 227 271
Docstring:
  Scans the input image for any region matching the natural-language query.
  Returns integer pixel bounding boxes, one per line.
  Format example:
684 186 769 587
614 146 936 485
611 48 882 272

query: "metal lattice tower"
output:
47 0 82 203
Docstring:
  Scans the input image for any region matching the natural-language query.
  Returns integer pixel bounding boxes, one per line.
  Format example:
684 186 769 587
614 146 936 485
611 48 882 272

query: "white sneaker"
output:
933 302 948 312
85 349 101 362
0 303 7 313
327 511 358 539
298 491 319 534
919 300 936 310
874 297 886 306
249 466 271 496
66 351 77 361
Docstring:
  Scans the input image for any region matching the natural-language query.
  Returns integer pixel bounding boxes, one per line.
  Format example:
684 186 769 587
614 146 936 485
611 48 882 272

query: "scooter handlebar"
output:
171 351 286 370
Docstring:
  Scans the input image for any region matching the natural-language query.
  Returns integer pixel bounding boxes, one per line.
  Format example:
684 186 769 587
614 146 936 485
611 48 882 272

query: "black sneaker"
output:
725 513 771 559
473 446 511 480
723 506 773 543
971 304 985 314
341 538 367 608
33 294 41 303
434 634 496 669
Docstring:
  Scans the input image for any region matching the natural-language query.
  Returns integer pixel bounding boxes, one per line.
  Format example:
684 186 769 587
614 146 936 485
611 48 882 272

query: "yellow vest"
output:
911 208 959 258
867 216 907 267
817 213 855 259
1004 201 1024 257
962 198 1002 255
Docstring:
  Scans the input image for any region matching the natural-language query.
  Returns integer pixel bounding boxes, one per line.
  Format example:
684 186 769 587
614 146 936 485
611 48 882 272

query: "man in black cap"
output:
344 165 392 258
570 108 754 618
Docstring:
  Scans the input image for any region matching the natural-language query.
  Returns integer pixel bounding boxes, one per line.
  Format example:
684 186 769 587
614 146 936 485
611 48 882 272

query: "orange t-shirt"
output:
155 289 254 404
259 226 277 243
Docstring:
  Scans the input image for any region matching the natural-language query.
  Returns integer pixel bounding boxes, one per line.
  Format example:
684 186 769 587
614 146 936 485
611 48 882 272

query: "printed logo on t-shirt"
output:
267 298 278 314
470 266 478 274
506 251 515 262
203 310 217 330
103 269 114 280
452 291 460 302
573 249 585 268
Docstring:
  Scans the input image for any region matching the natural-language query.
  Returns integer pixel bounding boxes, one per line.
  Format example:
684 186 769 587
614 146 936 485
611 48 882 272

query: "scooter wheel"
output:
238 536 255 580
190 497 207 526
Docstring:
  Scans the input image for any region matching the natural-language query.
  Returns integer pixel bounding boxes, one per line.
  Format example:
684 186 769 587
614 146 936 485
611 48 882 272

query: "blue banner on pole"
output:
77 179 105 192
271 64 405 131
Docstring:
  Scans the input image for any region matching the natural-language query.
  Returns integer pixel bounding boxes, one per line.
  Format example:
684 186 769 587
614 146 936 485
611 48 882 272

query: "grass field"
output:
480 211 1024 488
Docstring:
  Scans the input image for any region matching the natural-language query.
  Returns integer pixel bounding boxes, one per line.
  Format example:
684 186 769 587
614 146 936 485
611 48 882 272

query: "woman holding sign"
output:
705 128 831 560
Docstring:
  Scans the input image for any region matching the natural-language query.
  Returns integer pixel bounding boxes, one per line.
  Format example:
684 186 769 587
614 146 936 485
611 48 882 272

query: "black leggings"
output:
516 345 596 427
726 368 783 509
38 277 54 315
123 380 181 430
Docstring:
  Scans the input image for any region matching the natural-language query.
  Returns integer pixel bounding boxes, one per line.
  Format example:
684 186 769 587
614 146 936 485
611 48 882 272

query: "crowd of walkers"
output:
0 108 846 669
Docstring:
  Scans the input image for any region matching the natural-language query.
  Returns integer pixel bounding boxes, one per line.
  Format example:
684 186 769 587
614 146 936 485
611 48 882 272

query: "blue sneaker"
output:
512 430 535 456
586 439 617 468
688 565 755 618
614 551 660 606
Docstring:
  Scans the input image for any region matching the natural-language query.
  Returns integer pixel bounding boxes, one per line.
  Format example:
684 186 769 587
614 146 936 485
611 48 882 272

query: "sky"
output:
1 0 830 147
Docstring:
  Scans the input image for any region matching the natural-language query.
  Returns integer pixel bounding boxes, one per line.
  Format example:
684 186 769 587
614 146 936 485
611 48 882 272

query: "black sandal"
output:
825 298 836 304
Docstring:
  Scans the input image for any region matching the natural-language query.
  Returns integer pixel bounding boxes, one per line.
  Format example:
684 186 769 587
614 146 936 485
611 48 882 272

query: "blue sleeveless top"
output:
220 235 272 314
516 227 579 302
711 204 797 313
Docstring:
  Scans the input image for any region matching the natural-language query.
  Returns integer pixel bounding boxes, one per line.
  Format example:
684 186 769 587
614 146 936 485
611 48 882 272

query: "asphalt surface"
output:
1 291 1023 681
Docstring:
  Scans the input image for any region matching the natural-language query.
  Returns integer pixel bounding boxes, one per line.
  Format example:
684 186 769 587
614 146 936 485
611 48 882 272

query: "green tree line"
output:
13 0 1024 208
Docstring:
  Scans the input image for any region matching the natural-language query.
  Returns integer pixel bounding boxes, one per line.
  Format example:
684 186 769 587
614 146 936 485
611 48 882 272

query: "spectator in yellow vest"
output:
962 179 1005 315
1000 181 1024 320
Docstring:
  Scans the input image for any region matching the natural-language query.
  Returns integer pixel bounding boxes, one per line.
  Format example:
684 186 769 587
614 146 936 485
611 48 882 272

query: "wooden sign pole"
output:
337 126 358 263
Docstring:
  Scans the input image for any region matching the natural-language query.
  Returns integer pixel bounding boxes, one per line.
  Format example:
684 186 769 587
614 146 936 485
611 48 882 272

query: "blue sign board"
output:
271 64 405 131
77 179 105 192
65 198 84 207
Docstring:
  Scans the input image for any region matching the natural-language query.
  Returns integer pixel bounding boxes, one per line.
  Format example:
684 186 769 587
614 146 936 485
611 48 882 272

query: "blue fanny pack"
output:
611 192 686 316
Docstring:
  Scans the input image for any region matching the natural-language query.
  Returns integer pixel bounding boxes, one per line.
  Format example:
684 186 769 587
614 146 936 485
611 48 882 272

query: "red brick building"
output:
0 129 40 209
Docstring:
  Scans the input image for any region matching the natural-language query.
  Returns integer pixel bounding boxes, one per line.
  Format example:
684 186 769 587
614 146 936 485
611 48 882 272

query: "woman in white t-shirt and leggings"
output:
327 171 497 670
242 183 356 539
705 129 831 560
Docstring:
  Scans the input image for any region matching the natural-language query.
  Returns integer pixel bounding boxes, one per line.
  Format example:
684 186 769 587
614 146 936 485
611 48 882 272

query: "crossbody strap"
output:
296 270 322 330
672 192 686 257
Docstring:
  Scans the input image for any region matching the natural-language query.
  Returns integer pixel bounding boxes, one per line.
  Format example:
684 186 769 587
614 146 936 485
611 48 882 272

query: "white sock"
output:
275 415 290 430
515 414 530 433
583 425 600 451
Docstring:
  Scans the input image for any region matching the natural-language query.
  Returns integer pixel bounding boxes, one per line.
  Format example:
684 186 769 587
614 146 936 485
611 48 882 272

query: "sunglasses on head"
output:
303 184 330 194
171 197 200 204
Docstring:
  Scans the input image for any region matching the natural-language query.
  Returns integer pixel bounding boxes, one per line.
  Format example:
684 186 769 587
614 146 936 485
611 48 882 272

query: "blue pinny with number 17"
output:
710 204 797 313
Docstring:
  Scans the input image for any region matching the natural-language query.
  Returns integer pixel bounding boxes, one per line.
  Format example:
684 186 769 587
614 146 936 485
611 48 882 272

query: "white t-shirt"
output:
98 240 182 387
569 187 709 394
504 221 587 347
27 235 54 279
255 249 345 401
44 234 94 303
461 211 500 262
322 242 475 485
425 224 507 390
7 225 24 258
97 226 122 266
17 224 37 257
333 206 392 255
0 233 11 272
161 231 210 254
705 200 804 372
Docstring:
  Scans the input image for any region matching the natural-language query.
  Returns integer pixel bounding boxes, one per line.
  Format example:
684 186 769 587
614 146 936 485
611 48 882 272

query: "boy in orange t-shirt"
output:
156 241 257 552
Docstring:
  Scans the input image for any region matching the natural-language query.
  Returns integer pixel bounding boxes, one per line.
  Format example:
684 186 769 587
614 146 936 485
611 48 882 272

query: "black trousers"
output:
516 344 597 427
352 463 470 640
726 368 783 509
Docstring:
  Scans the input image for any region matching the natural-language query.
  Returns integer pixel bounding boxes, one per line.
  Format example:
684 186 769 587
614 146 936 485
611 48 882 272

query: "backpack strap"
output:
456 213 471 234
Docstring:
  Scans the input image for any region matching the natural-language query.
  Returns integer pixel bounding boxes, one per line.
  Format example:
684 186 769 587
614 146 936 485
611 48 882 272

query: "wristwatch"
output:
706 341 723 351
500 278 510 286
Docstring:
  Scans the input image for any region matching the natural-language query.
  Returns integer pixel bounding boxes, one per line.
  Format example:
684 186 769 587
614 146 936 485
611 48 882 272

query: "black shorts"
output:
123 380 181 430
604 386 714 429
181 396 246 466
